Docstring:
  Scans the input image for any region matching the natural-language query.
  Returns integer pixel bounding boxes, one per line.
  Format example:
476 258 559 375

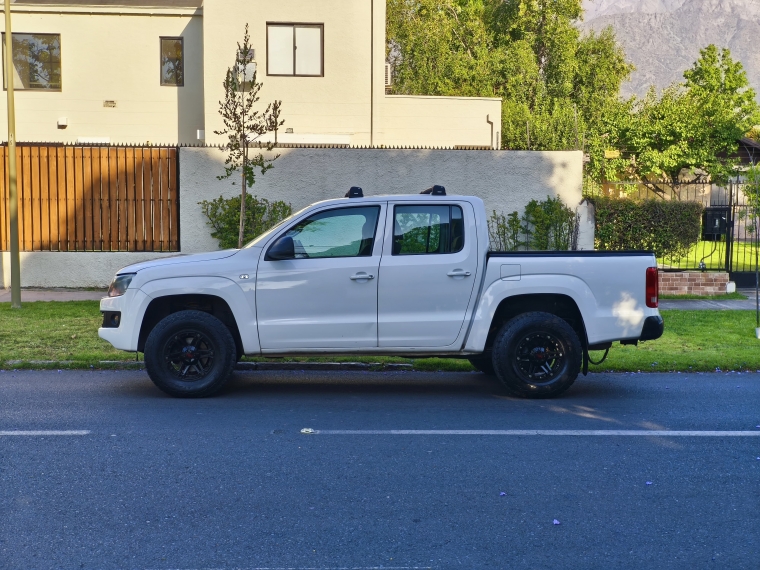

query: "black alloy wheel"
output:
144 310 237 398
163 330 216 380
491 311 581 398
513 331 566 383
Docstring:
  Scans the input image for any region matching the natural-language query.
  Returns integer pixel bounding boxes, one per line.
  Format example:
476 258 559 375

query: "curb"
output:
3 360 415 372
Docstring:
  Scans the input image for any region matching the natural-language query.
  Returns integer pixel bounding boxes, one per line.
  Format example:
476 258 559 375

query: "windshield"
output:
242 206 310 249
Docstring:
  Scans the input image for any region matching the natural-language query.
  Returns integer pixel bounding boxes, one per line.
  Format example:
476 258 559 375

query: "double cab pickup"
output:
99 186 663 398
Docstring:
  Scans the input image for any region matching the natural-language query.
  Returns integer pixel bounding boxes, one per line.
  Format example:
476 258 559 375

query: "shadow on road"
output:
51 368 626 402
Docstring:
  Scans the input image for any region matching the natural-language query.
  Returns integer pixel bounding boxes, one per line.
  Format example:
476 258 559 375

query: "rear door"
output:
378 201 478 347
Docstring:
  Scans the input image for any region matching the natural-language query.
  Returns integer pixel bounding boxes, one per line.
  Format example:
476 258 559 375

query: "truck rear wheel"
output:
492 312 581 398
144 310 237 398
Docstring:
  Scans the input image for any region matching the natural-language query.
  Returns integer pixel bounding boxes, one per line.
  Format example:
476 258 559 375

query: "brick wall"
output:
659 272 729 296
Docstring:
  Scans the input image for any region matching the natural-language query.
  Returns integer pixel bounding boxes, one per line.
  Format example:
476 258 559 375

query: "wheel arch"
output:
482 293 588 353
137 293 244 358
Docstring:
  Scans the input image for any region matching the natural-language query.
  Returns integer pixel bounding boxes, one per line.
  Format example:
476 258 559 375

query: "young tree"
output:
216 24 284 248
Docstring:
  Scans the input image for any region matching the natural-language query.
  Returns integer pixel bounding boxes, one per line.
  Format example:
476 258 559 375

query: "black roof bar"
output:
421 185 446 196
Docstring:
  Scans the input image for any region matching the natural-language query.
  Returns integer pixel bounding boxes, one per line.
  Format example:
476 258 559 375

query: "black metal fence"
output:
589 181 758 285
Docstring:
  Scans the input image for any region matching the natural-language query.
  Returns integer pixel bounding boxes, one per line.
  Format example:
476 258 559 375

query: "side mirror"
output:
266 236 295 260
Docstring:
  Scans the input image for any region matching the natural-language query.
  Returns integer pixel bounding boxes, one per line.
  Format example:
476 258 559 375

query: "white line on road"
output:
304 429 760 437
0 430 91 436
153 567 432 570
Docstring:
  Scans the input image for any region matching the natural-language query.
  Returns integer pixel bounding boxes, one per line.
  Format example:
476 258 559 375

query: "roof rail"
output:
421 185 446 196
345 186 364 198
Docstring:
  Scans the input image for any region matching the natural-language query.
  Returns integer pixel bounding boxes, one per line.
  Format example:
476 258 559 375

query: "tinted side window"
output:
393 205 464 255
281 206 380 258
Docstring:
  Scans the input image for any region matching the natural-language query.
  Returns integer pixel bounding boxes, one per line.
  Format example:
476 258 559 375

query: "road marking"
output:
153 567 431 570
304 429 760 437
0 430 91 436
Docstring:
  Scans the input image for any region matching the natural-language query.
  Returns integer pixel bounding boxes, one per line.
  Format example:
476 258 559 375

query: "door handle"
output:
350 272 375 280
447 270 471 277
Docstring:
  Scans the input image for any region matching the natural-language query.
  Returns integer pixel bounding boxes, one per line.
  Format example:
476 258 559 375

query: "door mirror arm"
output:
265 236 295 261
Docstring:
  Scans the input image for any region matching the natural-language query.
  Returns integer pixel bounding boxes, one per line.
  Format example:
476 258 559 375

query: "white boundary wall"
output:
1 148 589 288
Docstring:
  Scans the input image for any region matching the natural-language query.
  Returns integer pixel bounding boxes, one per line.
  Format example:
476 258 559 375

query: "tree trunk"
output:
238 82 247 249
238 165 246 248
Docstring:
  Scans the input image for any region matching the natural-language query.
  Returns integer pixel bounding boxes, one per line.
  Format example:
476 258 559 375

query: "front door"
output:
256 205 384 350
378 202 478 347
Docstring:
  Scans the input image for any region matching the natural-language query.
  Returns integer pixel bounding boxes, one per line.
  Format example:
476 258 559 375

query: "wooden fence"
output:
0 145 179 252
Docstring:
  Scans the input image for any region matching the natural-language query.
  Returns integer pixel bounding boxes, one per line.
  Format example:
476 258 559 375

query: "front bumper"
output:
98 288 150 351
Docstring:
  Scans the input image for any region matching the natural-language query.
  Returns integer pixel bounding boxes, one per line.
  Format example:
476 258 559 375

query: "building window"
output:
267 24 323 77
160 37 184 86
2 33 61 90
234 47 256 92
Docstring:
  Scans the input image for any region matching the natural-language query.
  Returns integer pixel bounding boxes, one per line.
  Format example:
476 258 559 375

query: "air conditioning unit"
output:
384 63 392 92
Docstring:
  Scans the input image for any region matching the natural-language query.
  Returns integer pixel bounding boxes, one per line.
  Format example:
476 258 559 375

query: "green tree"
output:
216 24 284 248
602 46 760 195
386 0 633 152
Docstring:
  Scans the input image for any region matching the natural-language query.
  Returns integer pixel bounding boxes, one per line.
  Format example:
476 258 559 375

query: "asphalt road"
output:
1 369 759 570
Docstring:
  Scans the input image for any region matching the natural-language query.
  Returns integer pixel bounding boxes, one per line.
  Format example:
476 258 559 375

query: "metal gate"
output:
595 181 758 285
721 180 758 286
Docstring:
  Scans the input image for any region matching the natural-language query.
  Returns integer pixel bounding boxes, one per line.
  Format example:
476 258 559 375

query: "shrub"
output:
488 196 577 251
488 210 522 251
589 197 703 259
523 196 577 251
199 194 292 249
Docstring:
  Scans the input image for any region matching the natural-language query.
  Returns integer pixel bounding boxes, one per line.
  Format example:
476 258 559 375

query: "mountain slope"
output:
580 0 760 99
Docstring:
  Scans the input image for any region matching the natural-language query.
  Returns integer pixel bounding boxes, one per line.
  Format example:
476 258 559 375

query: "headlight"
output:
107 273 135 297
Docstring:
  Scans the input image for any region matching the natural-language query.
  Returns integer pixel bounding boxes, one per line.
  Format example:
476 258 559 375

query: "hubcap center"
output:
530 347 547 362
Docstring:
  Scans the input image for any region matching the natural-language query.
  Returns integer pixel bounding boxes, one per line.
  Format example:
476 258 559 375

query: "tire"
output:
144 310 237 398
468 355 495 376
491 311 581 398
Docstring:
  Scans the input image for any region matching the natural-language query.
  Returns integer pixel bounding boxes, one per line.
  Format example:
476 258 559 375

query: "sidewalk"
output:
659 289 756 311
659 298 757 310
0 288 106 302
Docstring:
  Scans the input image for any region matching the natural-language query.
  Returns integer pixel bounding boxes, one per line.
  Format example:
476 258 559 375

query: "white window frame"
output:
266 23 324 77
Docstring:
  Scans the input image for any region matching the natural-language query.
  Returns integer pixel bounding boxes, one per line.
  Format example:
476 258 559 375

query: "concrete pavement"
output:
0 288 106 302
659 297 758 310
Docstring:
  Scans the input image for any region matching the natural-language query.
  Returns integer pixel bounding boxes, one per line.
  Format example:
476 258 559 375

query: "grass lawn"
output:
1 301 759 373
659 239 758 271
594 310 760 372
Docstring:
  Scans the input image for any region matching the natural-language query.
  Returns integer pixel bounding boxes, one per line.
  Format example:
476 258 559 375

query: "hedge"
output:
590 197 703 259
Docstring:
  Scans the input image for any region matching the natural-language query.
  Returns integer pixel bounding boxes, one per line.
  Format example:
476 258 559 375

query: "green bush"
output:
590 197 703 258
523 196 577 250
488 210 522 251
199 194 293 249
488 196 577 251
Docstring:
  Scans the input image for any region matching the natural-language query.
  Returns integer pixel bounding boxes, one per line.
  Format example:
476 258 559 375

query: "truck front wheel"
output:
144 310 237 398
492 312 581 398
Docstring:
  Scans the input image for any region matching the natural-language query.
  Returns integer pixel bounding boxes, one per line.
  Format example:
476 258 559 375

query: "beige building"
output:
0 0 501 147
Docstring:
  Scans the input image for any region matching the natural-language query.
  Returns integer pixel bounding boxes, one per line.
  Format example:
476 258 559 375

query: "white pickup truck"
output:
99 186 663 399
